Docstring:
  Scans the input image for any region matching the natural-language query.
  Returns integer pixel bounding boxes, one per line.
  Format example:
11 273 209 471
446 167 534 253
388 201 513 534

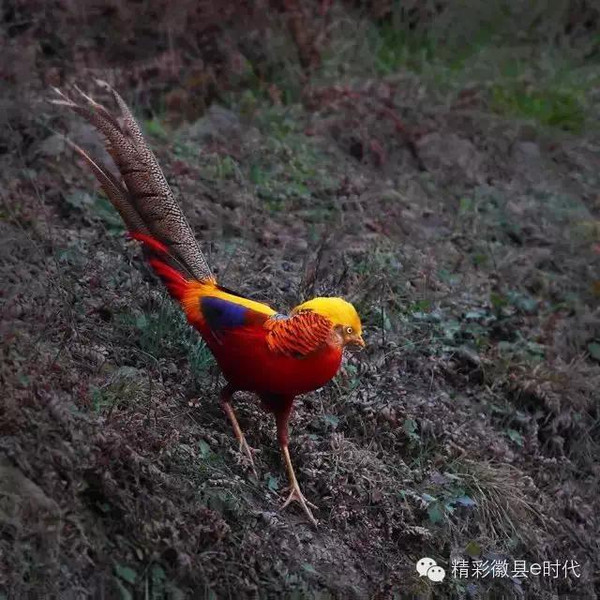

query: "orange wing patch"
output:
265 311 333 357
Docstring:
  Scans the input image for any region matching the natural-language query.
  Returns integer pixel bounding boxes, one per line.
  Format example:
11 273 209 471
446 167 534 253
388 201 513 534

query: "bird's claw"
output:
237 439 259 477
280 485 318 526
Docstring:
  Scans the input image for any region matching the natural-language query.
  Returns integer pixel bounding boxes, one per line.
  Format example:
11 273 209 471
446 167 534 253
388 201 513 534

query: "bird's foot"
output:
237 439 259 478
280 484 318 526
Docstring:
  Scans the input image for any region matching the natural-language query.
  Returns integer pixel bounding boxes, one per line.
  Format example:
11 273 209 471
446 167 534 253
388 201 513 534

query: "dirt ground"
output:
1 2 599 599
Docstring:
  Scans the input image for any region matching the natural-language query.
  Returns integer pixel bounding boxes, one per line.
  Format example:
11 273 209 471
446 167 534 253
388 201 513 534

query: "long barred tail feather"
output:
61 136 150 235
51 81 214 285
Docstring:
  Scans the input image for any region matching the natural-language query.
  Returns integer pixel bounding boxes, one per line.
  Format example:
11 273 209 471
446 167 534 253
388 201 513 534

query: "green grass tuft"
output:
490 84 586 132
374 24 435 74
117 298 214 384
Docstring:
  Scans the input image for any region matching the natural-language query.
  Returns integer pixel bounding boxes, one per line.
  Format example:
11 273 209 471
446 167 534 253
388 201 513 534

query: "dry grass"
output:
452 460 543 544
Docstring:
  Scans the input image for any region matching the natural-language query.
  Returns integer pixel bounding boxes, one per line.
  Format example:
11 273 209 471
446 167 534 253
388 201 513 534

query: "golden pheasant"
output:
52 82 364 526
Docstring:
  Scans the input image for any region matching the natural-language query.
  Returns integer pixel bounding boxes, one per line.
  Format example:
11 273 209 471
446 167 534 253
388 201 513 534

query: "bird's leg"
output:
280 444 318 525
275 402 318 526
220 385 258 477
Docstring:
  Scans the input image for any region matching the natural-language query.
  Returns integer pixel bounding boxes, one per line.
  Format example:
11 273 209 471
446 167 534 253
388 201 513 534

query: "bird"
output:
52 82 365 526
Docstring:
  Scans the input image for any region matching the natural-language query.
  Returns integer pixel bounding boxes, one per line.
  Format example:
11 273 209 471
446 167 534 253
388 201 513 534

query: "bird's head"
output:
292 297 365 350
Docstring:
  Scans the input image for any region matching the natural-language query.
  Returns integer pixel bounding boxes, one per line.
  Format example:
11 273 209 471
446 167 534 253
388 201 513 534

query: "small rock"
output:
186 105 242 144
38 134 67 158
511 140 545 183
0 457 60 516
454 346 481 368
416 132 484 184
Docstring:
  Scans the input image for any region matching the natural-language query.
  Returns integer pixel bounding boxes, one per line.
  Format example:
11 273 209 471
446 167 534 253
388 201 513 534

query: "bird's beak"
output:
347 334 365 350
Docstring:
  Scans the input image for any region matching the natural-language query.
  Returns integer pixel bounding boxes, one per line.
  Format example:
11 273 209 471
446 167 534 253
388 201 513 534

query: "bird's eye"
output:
346 326 353 334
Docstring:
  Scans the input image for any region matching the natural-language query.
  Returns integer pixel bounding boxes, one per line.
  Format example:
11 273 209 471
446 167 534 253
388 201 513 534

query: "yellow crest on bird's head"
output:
292 297 364 348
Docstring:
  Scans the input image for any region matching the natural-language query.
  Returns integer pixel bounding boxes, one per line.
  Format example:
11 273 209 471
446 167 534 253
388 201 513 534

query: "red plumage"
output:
199 320 343 399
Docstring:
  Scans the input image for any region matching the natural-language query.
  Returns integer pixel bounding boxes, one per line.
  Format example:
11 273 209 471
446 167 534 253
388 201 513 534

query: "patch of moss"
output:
490 84 585 132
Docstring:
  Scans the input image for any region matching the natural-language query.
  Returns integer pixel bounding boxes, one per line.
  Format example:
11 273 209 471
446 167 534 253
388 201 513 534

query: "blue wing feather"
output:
201 296 249 330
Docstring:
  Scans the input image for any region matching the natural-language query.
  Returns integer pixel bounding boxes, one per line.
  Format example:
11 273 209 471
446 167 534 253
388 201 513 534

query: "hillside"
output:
1 2 599 598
